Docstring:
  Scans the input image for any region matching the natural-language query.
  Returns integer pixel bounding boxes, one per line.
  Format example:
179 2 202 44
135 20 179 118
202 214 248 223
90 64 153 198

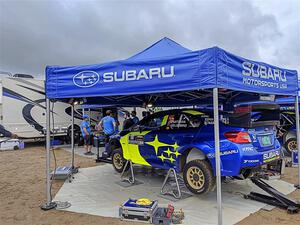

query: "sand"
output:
0 146 299 225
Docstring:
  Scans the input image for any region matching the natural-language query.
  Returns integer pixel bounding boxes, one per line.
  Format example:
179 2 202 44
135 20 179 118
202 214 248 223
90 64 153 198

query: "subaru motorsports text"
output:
108 107 282 194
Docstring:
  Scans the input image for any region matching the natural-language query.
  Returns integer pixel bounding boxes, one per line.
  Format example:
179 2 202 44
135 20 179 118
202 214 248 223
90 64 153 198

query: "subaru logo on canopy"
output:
73 71 100 88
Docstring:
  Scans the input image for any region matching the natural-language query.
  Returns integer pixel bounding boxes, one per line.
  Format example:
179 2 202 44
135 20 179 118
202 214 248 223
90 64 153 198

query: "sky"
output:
0 0 299 78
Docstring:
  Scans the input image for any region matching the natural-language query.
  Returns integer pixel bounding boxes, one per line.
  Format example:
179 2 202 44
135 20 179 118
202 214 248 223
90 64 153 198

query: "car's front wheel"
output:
112 148 129 173
183 159 215 194
285 138 297 156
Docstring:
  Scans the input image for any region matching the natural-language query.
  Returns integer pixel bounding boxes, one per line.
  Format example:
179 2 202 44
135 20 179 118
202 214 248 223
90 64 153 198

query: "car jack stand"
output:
121 160 135 184
161 168 182 199
245 177 300 214
40 201 57 211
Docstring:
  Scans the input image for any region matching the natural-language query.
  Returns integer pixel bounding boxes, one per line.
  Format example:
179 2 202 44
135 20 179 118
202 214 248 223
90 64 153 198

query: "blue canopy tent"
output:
44 37 299 224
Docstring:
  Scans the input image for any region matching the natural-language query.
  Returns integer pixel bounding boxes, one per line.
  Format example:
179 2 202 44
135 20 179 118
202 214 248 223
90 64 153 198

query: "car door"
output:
144 112 201 169
122 113 167 167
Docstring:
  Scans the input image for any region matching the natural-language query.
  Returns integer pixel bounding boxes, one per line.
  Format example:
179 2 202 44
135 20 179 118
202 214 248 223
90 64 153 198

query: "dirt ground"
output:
0 146 299 225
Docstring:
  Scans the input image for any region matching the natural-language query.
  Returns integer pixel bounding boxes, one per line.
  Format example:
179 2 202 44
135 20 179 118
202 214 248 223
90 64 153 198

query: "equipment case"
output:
119 199 158 223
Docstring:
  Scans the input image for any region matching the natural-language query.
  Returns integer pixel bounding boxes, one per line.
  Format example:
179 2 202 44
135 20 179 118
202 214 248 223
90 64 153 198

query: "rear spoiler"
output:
223 104 280 128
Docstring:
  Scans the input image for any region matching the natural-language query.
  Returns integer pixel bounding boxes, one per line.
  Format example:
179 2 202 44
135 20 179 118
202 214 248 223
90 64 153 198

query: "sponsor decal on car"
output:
128 135 145 145
242 146 255 152
263 150 280 163
207 149 239 158
243 159 260 164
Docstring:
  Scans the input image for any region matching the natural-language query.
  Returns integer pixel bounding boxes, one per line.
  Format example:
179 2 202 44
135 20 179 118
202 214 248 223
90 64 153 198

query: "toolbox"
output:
119 198 158 223
152 206 173 225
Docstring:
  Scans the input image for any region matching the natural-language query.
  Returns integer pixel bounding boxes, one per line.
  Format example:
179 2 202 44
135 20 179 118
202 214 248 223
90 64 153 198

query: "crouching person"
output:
80 115 94 155
98 110 116 158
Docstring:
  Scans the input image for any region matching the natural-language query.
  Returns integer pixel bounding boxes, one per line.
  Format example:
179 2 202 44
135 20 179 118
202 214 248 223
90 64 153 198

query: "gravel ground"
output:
0 146 299 225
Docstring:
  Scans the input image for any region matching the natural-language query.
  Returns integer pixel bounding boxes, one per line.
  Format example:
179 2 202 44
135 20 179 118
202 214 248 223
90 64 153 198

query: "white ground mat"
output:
60 145 102 158
54 164 295 225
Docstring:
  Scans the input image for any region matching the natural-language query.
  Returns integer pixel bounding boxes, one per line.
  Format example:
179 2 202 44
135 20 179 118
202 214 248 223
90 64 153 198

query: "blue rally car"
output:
109 107 281 194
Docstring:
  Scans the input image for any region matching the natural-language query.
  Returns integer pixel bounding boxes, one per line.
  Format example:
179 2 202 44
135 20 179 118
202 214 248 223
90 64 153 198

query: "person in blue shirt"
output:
99 110 116 137
131 110 139 124
80 115 94 155
98 110 116 157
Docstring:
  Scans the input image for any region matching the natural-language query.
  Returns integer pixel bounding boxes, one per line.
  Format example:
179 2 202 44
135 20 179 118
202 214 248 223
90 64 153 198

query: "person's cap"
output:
83 114 89 119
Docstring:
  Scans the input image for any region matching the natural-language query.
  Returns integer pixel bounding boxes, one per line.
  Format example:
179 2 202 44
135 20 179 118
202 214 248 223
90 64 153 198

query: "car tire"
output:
285 138 297 156
183 159 215 194
112 148 129 173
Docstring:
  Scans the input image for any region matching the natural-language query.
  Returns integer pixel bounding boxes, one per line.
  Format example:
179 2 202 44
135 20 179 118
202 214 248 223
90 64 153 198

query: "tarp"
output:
46 38 299 102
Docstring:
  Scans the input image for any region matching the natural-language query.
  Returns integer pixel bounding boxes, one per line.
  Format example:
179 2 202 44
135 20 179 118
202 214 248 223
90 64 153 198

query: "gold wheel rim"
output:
113 153 123 170
186 166 205 190
288 141 297 151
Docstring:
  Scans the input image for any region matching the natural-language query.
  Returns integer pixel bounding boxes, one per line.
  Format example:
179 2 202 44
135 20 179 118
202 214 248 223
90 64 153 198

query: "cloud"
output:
0 0 298 77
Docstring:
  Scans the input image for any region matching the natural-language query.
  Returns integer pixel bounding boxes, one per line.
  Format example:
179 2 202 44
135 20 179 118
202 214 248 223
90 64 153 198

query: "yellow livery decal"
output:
182 110 204 115
161 115 169 126
120 131 151 166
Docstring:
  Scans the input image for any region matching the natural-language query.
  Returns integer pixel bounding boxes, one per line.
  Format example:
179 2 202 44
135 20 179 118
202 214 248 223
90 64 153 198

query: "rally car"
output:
109 108 282 194
277 110 298 156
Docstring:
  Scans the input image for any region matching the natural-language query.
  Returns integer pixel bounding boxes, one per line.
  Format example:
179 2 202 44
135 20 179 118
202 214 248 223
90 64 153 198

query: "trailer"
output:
0 76 86 140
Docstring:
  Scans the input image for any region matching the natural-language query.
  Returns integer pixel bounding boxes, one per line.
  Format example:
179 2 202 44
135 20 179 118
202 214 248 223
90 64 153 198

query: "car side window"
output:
161 113 188 130
143 115 165 128
185 114 205 128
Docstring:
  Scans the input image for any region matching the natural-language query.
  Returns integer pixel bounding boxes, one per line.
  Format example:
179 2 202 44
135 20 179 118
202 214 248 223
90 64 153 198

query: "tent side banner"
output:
216 48 298 96
46 50 216 99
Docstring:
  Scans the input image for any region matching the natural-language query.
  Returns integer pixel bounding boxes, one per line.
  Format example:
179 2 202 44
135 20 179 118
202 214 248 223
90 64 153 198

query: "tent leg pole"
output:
295 95 300 189
41 98 56 210
71 104 75 169
213 88 222 225
89 108 91 124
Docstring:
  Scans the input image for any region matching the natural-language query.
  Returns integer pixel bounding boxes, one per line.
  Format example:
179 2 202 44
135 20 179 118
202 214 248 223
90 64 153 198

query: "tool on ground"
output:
166 204 174 218
171 209 185 224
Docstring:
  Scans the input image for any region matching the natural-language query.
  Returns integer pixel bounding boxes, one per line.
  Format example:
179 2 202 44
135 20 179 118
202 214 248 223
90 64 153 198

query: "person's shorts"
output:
83 135 93 146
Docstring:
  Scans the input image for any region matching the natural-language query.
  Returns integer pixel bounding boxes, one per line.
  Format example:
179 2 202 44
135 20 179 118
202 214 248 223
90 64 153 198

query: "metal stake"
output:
213 88 222 225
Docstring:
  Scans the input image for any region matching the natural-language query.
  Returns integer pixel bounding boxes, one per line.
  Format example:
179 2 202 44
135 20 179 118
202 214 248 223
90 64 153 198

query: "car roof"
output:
147 108 207 118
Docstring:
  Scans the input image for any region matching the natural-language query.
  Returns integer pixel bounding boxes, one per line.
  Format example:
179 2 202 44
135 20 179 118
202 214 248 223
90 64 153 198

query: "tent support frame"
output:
213 88 223 225
70 104 78 174
295 95 300 189
40 98 57 210
71 104 75 169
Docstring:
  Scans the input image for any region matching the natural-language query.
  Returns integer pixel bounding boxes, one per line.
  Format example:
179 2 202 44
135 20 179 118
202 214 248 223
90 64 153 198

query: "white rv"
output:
0 76 86 139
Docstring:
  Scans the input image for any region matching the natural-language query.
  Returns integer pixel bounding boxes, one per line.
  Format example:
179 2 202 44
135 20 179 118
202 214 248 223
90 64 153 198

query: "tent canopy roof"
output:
127 37 191 60
46 37 299 106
